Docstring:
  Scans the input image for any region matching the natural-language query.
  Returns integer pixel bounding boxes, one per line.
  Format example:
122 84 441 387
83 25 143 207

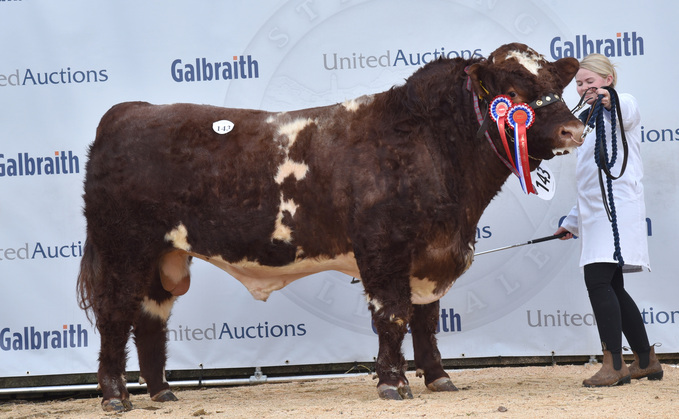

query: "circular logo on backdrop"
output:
223 0 579 337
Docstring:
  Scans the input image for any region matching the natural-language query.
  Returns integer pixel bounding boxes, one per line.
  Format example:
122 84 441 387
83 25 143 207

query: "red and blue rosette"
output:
507 104 536 194
489 95 512 123
489 95 515 167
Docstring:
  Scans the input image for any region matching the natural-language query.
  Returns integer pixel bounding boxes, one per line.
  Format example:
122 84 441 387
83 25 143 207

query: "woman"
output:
554 53 662 387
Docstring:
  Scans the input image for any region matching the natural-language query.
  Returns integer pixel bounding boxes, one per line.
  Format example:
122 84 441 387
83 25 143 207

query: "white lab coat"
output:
561 92 650 272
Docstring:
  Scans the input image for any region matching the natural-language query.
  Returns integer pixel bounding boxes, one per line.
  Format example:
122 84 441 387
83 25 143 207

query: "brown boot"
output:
583 350 631 387
629 346 663 380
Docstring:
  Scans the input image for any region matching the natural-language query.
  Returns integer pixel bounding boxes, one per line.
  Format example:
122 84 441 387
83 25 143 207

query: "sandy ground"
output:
2 364 677 418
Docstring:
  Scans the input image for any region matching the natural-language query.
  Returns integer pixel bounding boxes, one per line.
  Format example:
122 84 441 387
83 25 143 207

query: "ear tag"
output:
213 120 234 135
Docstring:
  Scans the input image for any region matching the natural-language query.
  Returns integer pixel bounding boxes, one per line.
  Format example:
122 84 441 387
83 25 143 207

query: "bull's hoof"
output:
102 398 133 412
151 389 179 402
378 384 414 400
426 377 459 392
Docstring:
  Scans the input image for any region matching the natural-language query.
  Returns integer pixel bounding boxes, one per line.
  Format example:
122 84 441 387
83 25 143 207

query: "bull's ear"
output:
466 62 490 99
553 57 580 89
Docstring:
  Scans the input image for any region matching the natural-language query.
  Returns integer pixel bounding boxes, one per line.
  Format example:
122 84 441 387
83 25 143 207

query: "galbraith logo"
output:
323 47 483 70
0 150 80 177
171 55 260 82
1 324 88 351
550 31 644 59
0 67 108 87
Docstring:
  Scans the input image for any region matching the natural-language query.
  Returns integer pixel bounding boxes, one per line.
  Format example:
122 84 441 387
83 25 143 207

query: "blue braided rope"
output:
593 97 624 266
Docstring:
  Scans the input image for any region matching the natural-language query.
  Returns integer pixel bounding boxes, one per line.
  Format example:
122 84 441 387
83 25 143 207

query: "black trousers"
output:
584 262 650 354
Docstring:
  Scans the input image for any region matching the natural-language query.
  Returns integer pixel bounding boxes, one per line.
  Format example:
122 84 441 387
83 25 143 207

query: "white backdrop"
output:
1 0 677 382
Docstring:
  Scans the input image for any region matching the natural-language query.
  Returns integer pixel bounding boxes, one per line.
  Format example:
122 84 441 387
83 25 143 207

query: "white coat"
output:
561 92 650 273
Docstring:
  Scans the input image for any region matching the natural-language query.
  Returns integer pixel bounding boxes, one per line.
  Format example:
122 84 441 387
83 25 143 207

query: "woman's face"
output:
575 68 613 104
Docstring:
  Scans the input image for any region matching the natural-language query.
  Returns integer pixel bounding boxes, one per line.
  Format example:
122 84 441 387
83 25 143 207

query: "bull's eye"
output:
507 91 518 99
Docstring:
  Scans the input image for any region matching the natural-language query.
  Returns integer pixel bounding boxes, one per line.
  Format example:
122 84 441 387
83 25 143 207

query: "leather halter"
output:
528 93 565 110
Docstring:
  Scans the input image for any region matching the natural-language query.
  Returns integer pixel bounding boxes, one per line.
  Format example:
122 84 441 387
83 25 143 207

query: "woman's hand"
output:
597 87 612 110
554 226 573 240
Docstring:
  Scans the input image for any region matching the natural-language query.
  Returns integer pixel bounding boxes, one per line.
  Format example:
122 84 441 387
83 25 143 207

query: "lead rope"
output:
585 86 629 267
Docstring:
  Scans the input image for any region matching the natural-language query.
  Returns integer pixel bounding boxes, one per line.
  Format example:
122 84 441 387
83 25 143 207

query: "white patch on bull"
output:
409 277 453 305
342 94 374 112
266 112 287 125
272 194 299 242
366 295 383 313
272 118 314 185
465 242 475 271
141 296 176 320
189 251 360 302
274 159 309 184
506 50 544 76
552 146 576 156
278 118 313 148
164 223 191 251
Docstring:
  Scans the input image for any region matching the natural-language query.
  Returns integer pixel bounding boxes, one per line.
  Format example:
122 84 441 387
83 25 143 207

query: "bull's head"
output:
466 43 584 166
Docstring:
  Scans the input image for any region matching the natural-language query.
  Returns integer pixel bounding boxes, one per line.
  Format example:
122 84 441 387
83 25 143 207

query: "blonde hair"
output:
579 53 617 88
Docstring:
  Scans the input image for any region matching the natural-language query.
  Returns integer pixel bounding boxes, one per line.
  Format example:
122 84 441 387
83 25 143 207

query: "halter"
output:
465 68 565 195
575 86 629 266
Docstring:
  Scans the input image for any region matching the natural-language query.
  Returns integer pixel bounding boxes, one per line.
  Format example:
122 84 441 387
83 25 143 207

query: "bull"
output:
77 43 583 411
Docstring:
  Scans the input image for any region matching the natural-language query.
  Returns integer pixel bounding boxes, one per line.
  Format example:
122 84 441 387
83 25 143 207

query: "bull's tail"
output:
76 237 100 325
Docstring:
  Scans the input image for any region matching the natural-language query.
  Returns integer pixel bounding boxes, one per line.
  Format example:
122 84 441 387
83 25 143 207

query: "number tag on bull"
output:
212 120 234 135
531 163 555 200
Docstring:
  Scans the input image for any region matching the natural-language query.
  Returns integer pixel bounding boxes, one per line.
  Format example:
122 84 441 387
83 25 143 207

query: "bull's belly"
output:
193 252 361 301
160 225 458 303
169 251 452 305
203 255 457 306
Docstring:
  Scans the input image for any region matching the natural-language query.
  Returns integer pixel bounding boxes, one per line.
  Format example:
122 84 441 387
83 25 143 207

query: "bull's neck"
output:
441 91 516 236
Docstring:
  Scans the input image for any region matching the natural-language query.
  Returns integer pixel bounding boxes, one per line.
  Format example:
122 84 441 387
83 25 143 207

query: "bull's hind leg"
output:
97 321 134 412
411 301 458 392
93 269 141 412
133 259 186 403
134 294 178 403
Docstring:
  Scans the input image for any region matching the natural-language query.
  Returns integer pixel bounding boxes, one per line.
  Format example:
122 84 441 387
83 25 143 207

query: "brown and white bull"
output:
77 43 583 411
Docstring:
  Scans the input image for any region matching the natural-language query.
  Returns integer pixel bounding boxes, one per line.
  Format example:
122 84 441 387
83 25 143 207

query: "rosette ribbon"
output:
488 95 537 195
488 95 515 168
507 104 536 194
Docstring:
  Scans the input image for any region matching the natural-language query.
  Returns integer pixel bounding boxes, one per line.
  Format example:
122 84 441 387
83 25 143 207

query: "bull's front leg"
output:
367 285 414 400
353 205 416 400
411 301 458 392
